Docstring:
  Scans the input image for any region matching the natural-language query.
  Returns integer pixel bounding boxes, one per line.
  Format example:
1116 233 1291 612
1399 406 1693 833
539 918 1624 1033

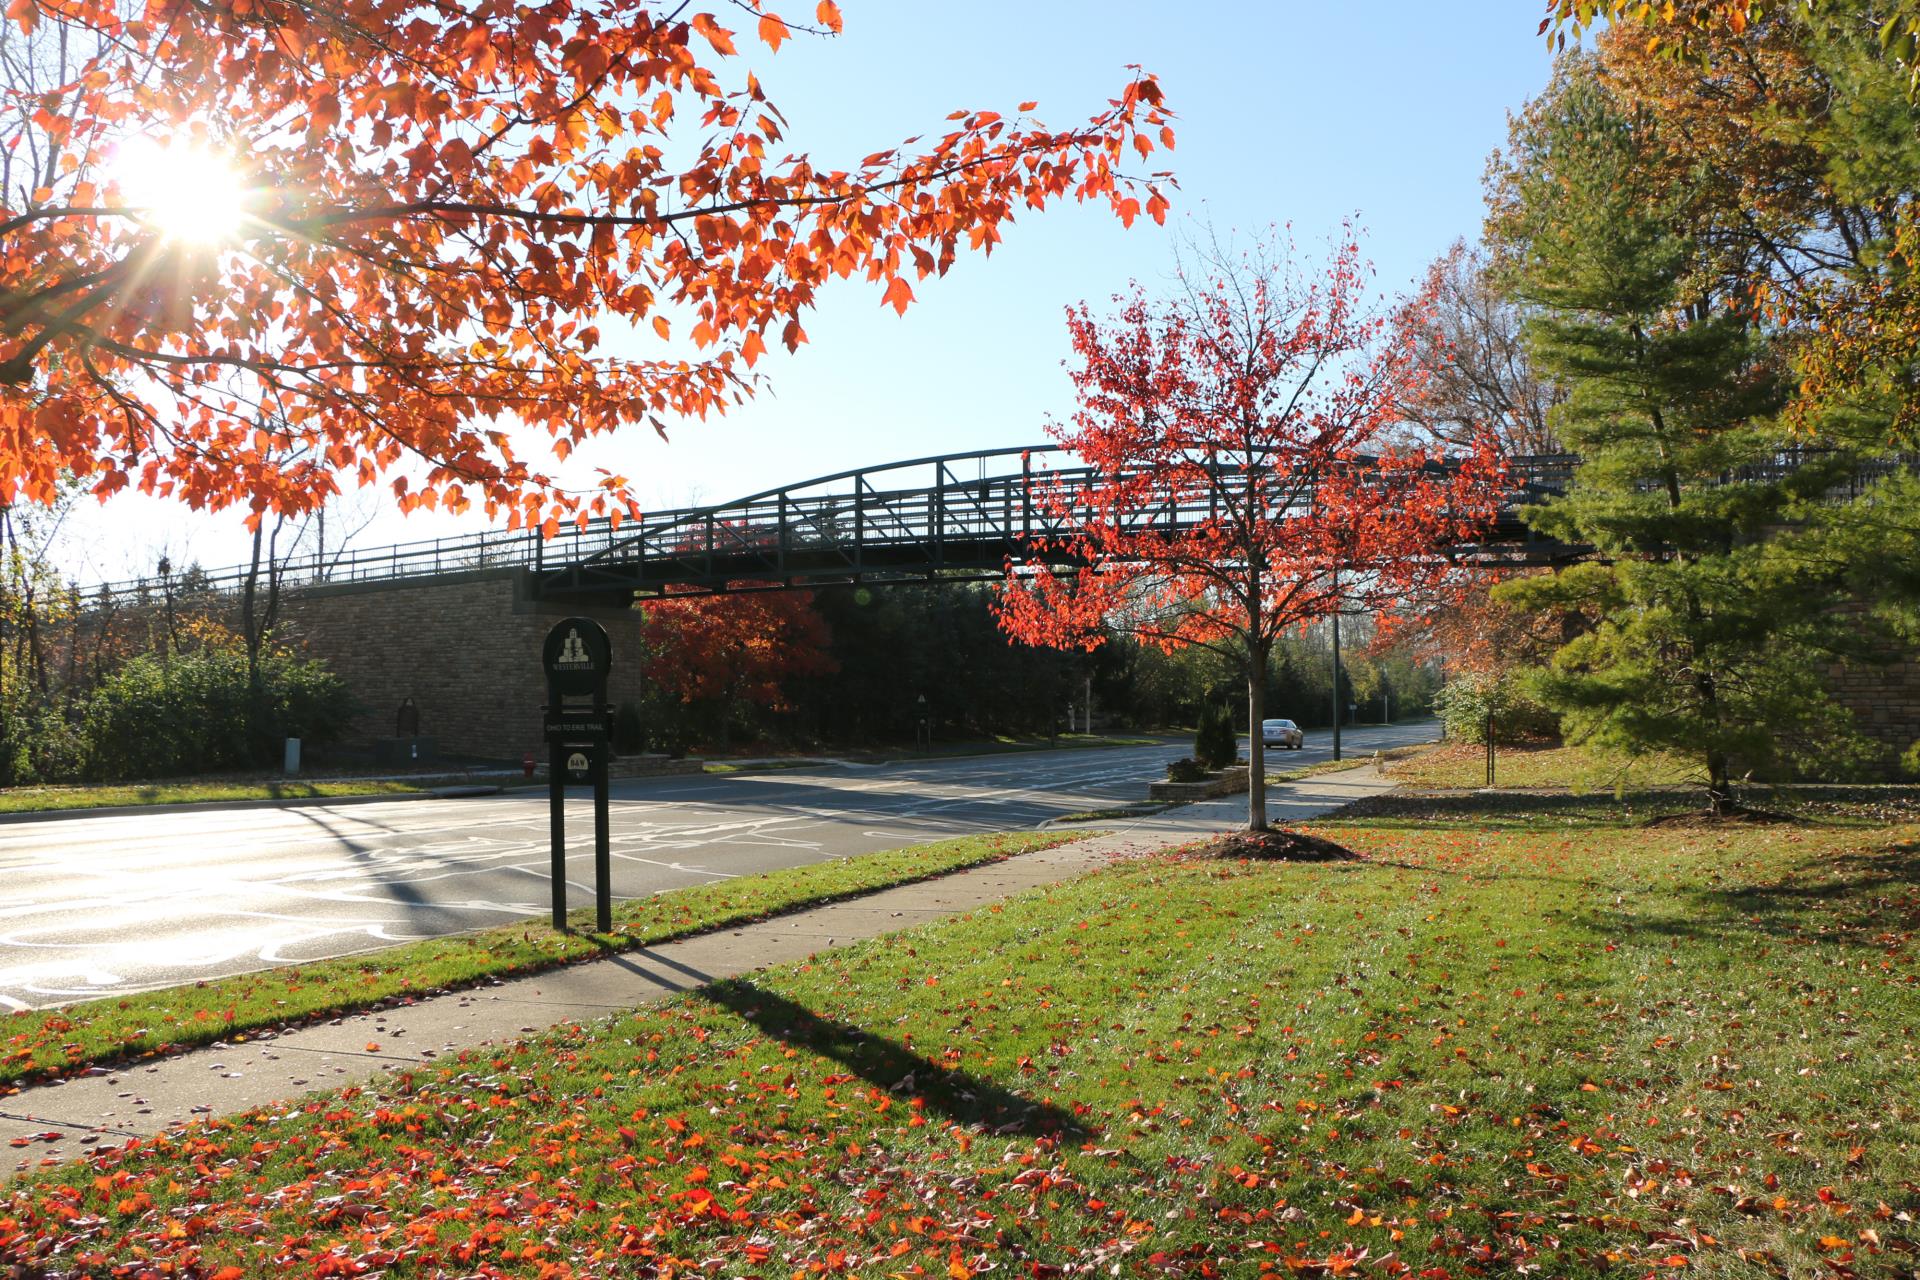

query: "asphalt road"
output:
0 721 1436 1010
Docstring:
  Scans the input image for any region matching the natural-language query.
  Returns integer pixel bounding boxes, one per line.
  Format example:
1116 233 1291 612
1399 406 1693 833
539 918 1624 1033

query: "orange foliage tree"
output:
0 0 1173 527
996 232 1509 829
1374 566 1566 748
1379 568 1554 681
640 587 834 751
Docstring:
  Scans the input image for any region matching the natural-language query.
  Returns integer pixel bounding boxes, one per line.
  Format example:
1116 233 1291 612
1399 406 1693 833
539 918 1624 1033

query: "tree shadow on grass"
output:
699 977 1087 1141
1329 790 1706 831
1570 841 1920 954
1337 786 1920 834
1695 842 1920 942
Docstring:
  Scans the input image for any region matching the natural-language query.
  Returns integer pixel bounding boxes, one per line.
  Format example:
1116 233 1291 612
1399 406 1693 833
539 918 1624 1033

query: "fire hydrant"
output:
522 750 536 779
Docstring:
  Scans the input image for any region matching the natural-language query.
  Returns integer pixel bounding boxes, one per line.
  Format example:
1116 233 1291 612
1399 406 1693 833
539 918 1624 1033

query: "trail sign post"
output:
542 617 613 932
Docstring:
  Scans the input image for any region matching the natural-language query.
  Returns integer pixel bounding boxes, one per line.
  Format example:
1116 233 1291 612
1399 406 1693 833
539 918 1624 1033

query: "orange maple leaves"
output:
642 585 835 710
0 0 1173 530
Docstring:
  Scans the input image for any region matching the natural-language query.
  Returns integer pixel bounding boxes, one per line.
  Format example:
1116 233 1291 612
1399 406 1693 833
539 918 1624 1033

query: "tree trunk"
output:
241 521 265 691
241 523 268 764
239 515 289 764
1706 748 1731 819
160 575 176 667
1246 650 1267 832
1686 591 1729 817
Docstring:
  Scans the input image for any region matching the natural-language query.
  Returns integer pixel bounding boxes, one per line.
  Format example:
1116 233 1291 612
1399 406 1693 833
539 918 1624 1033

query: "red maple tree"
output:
996 230 1509 829
641 586 835 750
0 0 1173 528
1378 569 1552 680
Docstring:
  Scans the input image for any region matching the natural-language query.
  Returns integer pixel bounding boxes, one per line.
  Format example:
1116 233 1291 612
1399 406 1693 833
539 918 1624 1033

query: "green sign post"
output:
541 616 613 932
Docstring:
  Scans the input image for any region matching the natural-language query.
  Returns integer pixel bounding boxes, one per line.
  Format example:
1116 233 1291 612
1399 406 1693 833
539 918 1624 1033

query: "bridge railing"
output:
545 452 1579 593
83 520 562 603
67 448 1591 606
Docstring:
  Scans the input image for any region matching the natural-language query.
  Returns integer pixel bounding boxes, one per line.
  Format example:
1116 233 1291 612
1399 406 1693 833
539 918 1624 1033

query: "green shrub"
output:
271 652 355 744
1193 703 1238 770
83 647 353 781
0 704 87 785
1433 672 1558 745
1166 757 1208 783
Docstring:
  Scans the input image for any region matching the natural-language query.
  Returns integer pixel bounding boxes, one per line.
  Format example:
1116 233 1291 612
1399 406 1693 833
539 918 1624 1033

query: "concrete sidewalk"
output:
2 764 1393 1174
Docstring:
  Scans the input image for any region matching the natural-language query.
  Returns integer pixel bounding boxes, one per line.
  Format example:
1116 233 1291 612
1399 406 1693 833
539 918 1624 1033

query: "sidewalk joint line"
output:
0 1110 144 1138
268 1043 431 1063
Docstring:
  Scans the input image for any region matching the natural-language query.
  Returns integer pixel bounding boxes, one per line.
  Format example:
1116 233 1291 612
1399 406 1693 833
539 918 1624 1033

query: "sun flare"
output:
113 138 252 244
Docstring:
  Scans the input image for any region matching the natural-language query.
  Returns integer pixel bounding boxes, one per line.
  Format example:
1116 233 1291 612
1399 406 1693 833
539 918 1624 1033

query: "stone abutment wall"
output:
1830 658 1920 764
278 569 645 762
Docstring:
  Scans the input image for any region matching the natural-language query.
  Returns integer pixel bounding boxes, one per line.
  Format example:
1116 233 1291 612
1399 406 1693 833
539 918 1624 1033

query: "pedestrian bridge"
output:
90 445 1581 607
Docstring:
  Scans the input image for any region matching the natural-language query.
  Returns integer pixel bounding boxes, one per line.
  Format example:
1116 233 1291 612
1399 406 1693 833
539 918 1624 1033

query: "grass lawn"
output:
1387 739 1699 791
0 778 433 815
0 831 1082 1089
6 791 1914 1276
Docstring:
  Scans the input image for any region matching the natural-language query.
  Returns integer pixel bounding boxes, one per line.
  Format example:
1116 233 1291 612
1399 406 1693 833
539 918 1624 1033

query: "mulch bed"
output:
1640 804 1800 828
1196 827 1360 862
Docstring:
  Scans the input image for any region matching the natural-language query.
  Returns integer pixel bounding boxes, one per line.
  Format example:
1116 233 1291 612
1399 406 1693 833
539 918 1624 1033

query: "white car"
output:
1261 718 1303 749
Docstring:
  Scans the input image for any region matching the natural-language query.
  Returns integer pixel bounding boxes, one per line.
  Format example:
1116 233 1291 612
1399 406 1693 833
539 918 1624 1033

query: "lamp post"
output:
157 554 174 668
1329 567 1342 763
1485 708 1496 788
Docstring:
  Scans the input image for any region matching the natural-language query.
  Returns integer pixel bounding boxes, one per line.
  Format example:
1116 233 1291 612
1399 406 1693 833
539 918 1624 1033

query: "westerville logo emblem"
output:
556 629 590 666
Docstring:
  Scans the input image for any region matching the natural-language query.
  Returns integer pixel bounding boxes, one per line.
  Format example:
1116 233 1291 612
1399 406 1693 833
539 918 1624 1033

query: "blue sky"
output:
58 3 1556 582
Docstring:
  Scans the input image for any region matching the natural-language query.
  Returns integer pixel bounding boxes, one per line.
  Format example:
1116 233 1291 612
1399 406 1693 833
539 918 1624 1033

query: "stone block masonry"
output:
1830 656 1920 761
278 568 646 762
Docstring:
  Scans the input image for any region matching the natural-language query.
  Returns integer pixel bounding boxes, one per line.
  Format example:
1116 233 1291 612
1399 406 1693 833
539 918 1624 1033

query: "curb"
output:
830 737 1178 767
1036 804 1176 829
0 742 1181 826
697 758 861 775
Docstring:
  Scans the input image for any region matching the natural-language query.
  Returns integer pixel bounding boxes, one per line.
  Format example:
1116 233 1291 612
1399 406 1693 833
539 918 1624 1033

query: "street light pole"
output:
1330 567 1342 763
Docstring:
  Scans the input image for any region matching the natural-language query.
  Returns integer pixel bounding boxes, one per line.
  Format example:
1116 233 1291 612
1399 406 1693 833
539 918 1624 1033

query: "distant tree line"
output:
633 580 1439 754
0 496 353 785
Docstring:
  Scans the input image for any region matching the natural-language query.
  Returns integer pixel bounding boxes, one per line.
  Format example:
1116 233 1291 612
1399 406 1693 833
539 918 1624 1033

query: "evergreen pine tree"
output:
1492 62 1880 814
1194 703 1238 771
